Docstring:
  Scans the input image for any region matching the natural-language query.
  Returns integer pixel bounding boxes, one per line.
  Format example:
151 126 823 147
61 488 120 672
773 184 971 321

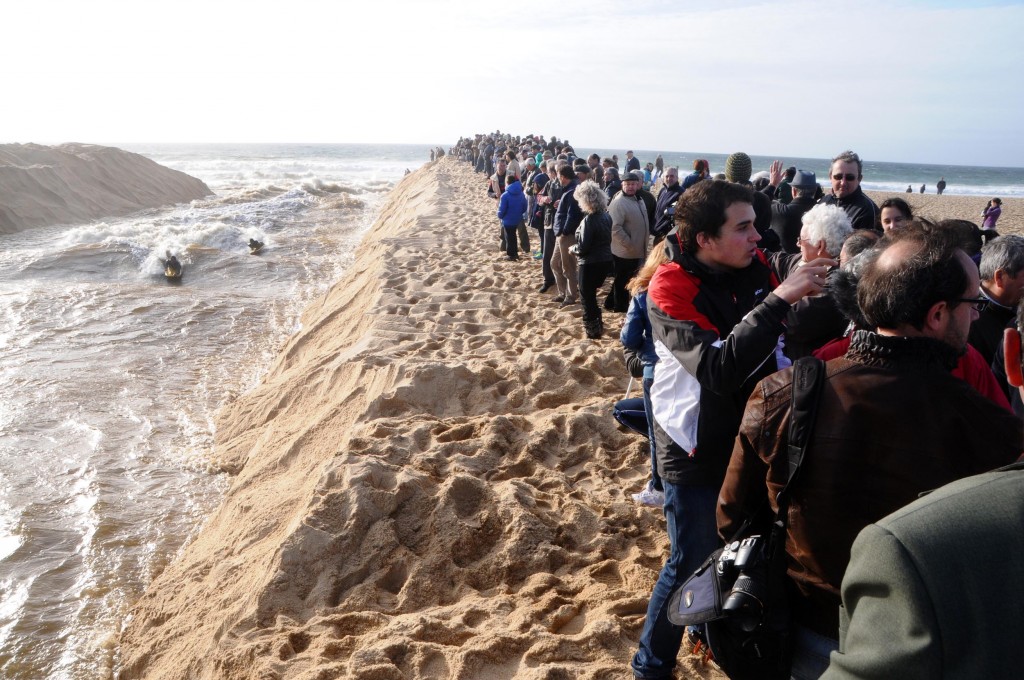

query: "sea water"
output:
0 143 431 679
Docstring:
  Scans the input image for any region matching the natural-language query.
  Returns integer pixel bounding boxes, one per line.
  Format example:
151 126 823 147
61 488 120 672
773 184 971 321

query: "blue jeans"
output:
790 626 838 680
631 483 720 678
641 377 662 492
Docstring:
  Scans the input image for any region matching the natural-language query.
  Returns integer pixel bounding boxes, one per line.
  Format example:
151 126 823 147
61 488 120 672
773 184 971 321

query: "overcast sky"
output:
4 0 1021 167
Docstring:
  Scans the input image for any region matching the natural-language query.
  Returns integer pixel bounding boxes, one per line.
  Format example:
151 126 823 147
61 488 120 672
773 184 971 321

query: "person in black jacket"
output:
551 165 582 305
652 167 683 241
819 150 879 231
572 180 614 338
770 169 819 253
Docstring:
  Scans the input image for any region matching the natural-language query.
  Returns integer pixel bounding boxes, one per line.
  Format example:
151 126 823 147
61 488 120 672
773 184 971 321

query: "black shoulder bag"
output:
667 356 826 680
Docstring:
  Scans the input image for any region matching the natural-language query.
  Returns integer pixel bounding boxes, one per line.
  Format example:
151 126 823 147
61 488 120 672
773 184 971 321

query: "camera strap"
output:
769 357 826 555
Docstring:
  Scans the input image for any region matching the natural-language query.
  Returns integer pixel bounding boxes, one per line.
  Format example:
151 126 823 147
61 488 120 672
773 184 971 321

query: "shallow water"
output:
0 143 429 678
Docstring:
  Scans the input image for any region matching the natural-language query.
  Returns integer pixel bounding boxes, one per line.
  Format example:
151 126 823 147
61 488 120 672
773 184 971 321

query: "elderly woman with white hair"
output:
572 180 614 339
797 203 854 264
767 204 855 360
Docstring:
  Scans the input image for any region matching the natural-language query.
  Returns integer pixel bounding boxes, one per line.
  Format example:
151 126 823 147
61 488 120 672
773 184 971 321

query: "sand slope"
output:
0 143 211 232
116 158 724 679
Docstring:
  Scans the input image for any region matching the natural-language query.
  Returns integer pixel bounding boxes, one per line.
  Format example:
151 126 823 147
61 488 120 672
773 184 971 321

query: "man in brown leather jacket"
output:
717 222 1023 680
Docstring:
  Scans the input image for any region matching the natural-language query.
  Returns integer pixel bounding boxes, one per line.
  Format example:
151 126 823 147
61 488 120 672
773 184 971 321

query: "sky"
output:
3 0 1023 167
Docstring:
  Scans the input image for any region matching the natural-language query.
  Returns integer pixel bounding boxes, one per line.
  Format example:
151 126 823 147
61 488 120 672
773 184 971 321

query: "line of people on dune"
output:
452 132 1023 680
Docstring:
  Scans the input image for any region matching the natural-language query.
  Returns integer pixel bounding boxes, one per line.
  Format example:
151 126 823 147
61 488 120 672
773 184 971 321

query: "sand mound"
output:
0 143 211 233
116 158 725 679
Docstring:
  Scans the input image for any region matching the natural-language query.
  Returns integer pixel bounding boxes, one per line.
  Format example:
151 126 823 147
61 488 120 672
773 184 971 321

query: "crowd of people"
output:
450 132 1023 680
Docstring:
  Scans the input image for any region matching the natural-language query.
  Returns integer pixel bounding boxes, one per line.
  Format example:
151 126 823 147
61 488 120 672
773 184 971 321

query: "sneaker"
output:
533 251 543 260
552 295 565 303
632 481 665 507
559 298 577 307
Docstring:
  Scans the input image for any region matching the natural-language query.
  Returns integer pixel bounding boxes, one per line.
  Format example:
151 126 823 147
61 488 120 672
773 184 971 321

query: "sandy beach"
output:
0 143 211 232
113 159 1024 680
115 156 730 679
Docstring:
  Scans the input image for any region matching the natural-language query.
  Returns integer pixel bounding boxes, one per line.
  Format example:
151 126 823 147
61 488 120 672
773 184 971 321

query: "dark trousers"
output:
503 223 522 259
542 228 556 285
579 260 613 332
500 221 530 257
607 255 641 312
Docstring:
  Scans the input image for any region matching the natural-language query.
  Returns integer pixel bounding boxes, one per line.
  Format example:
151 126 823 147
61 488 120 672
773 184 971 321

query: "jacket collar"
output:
847 330 960 371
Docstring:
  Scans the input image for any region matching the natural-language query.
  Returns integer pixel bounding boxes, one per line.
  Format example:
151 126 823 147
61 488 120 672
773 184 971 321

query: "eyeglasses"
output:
953 297 989 312
832 173 858 182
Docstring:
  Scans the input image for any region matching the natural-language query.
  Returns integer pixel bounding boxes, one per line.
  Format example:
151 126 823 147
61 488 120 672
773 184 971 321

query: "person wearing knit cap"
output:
724 152 780 252
724 152 753 184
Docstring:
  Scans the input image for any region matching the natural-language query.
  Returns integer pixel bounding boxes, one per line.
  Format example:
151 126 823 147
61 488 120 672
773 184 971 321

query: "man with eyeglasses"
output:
970 234 1024 365
819 150 879 232
718 221 1022 680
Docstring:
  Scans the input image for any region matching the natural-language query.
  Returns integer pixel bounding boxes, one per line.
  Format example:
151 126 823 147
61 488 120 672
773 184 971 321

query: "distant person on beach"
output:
879 196 913 232
489 159 509 252
607 171 650 313
824 460 1024 680
937 176 947 195
496 174 528 261
906 184 913 193
536 160 564 294
551 165 582 306
770 169 818 253
630 180 834 680
969 234 1024 365
680 159 709 192
719 222 1023 679
603 167 622 201
920 183 926 194
819 150 879 231
653 154 664 184
587 153 605 188
621 246 671 507
525 159 547 251
571 180 614 339
625 150 640 173
642 163 654 191
982 197 1002 242
505 150 520 181
652 167 683 242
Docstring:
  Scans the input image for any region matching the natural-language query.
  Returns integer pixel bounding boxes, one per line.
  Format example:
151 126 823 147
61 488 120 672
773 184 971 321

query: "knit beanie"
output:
725 152 752 184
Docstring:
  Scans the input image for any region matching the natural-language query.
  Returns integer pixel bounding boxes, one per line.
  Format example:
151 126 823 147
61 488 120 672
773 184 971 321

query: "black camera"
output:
717 536 768 632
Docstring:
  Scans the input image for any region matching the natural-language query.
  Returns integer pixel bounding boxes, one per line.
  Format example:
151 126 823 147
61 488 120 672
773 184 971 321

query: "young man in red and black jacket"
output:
632 180 834 680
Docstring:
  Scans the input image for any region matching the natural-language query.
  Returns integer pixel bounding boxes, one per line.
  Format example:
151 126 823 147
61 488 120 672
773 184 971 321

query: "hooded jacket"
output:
497 179 527 227
647 235 791 486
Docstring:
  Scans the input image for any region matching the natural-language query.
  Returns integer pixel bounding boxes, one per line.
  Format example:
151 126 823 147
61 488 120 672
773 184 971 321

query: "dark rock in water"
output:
0 143 212 233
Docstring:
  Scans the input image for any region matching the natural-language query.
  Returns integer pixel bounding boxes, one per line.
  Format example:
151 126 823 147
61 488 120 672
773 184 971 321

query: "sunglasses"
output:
954 297 989 312
832 173 858 182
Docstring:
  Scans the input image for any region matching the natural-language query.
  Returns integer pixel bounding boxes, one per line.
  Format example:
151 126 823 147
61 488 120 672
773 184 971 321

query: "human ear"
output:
924 300 948 334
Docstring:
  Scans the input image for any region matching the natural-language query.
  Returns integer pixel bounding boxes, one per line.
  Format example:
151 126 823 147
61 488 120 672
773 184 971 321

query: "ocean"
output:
0 140 1020 679
0 143 431 679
